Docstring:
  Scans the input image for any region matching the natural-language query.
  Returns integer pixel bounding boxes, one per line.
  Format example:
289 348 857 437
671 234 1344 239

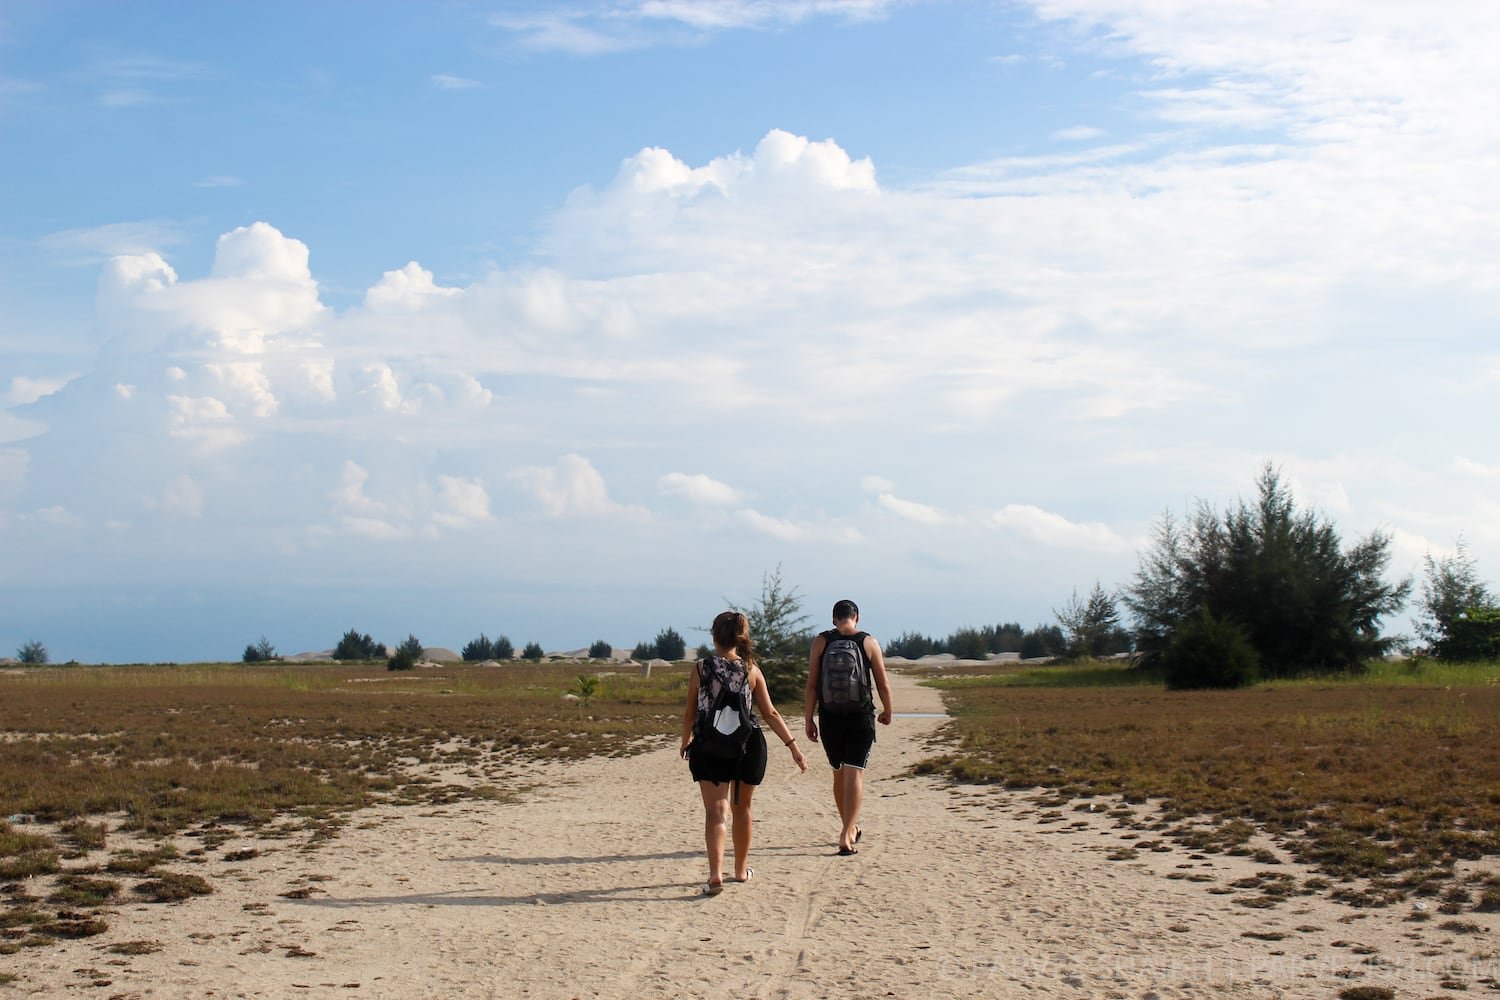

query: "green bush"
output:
1126 465 1408 676
588 639 612 659
333 629 385 661
1444 607 1500 662
492 635 514 659
461 635 492 661
1020 625 1065 659
1416 539 1494 659
652 627 686 661
17 640 48 665
241 637 276 663
1163 607 1260 690
388 634 423 671
886 630 937 658
760 655 808 705
522 641 545 661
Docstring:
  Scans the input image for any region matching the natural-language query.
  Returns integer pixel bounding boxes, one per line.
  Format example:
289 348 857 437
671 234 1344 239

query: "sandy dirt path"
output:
9 670 1497 998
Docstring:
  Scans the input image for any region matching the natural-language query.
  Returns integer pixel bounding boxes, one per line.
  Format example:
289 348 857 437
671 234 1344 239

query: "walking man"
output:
804 599 893 855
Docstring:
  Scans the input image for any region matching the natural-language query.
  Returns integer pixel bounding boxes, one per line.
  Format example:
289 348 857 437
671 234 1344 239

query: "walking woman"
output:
680 610 808 895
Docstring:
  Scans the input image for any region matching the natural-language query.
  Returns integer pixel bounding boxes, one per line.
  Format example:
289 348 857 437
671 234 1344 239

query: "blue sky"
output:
2 0 1497 662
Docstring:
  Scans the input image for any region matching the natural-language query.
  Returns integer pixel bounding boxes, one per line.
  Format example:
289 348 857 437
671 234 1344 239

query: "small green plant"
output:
1338 987 1395 1000
48 875 121 908
572 674 600 708
58 819 106 853
108 940 163 955
133 871 213 902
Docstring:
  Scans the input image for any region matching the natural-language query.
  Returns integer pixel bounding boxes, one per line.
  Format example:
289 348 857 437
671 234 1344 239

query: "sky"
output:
2 0 1497 663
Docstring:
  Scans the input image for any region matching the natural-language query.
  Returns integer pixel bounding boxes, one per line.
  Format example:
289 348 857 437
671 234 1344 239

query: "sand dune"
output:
7 671 1495 997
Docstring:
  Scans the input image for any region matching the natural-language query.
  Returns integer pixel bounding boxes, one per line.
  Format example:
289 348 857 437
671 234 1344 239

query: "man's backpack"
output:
818 632 872 714
695 658 753 760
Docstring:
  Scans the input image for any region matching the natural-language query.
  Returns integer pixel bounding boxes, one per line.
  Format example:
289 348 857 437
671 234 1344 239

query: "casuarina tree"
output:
1416 538 1495 660
728 565 813 703
1124 464 1409 679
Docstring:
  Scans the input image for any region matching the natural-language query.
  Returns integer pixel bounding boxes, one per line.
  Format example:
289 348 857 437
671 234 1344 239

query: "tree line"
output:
15 466 1497 680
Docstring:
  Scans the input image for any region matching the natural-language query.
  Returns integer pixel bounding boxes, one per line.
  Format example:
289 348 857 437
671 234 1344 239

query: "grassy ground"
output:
914 657 1500 910
0 659 691 954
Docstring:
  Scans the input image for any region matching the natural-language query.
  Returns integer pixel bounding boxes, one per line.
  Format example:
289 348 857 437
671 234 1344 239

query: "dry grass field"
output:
0 659 690 961
6 654 1500 987
915 659 1500 913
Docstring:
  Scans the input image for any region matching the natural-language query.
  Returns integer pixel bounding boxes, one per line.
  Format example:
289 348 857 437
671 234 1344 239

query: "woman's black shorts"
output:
688 727 768 786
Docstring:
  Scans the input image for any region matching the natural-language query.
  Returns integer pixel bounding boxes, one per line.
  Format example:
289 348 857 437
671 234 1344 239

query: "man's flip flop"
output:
855 828 863 844
703 881 724 895
837 846 858 857
734 868 754 883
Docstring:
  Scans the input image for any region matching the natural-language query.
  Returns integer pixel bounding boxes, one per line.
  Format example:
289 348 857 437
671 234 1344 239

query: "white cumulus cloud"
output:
734 508 808 541
364 262 462 311
510 454 642 519
658 472 743 506
876 493 949 525
4 376 71 407
990 503 1133 552
433 475 493 529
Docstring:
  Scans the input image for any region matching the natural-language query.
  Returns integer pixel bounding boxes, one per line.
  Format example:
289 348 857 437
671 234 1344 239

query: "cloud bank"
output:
5 0 1499 658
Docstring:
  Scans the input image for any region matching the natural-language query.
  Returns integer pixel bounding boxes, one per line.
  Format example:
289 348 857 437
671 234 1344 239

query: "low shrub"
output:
133 871 213 903
1163 607 1260 690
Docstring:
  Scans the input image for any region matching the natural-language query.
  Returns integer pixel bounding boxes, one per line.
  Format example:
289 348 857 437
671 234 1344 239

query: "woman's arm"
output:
751 666 808 773
680 663 700 757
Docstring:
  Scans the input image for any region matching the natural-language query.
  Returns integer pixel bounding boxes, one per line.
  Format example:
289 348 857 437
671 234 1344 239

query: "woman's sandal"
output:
733 868 754 883
703 880 724 896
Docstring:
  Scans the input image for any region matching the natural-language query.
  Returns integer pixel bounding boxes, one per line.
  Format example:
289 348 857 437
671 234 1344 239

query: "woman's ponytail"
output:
736 632 756 669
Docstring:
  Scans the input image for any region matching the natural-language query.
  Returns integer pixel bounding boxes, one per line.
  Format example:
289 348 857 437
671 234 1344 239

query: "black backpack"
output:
695 658 754 760
818 631 872 713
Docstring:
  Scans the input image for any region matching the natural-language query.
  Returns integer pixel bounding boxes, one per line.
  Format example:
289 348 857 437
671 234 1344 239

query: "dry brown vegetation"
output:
915 659 1500 910
0 660 689 954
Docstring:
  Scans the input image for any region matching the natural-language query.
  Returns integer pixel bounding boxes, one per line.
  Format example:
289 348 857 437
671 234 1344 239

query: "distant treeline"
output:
884 621 1129 660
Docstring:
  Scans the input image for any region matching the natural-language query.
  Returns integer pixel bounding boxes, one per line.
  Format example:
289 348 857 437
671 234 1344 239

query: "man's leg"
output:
836 766 864 852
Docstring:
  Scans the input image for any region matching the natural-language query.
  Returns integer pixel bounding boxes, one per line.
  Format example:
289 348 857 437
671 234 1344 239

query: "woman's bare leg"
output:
730 782 756 880
698 781 731 887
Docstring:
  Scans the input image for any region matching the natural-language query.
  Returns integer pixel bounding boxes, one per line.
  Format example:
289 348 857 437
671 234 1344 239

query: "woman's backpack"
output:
695 658 753 760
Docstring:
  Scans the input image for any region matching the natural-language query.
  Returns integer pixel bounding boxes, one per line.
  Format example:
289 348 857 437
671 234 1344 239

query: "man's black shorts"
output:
818 709 875 769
